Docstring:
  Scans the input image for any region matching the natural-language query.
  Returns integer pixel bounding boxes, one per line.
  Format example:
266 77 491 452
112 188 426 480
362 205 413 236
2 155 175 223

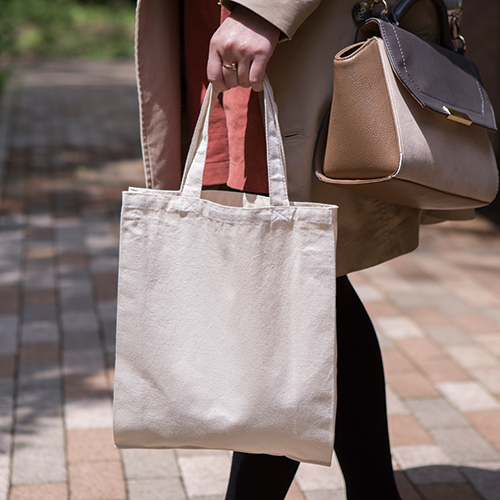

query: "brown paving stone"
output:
19 343 59 365
64 371 111 400
406 308 451 327
388 415 435 446
382 349 415 374
418 357 470 383
284 480 306 500
455 315 500 335
365 301 401 317
397 339 444 363
0 285 20 314
26 247 55 260
391 258 433 281
67 428 121 463
416 483 482 500
0 355 15 377
394 471 423 500
465 410 500 443
92 273 118 302
57 254 87 267
24 289 57 306
386 372 440 399
69 461 126 500
25 227 53 238
9 483 68 500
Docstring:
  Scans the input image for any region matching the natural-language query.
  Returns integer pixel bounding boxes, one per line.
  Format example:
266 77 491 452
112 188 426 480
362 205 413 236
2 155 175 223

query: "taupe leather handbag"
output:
315 0 498 210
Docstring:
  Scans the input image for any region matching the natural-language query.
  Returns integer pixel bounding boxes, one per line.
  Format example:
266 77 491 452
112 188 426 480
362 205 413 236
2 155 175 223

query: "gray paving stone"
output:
0 315 18 355
61 310 101 350
405 398 470 429
404 465 466 485
460 464 500 500
425 325 473 346
21 320 59 344
121 448 179 480
304 491 346 500
16 387 62 420
63 348 105 375
430 428 500 464
23 304 57 322
14 418 65 448
17 365 61 392
0 380 14 407
128 477 187 500
0 466 9 500
11 445 67 485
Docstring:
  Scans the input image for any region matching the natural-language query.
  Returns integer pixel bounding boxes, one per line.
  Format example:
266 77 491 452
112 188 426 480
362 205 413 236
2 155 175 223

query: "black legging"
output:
225 275 401 500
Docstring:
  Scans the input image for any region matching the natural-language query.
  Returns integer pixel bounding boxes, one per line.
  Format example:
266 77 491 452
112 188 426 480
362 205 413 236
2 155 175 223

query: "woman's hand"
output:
207 6 280 92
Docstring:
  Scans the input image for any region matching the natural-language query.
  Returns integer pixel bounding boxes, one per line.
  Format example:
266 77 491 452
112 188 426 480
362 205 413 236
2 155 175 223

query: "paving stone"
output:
475 334 500 359
285 480 306 500
392 445 451 469
406 308 451 327
393 471 423 500
21 320 59 344
446 345 499 370
68 461 126 500
386 385 410 415
19 343 59 365
0 467 8 500
0 315 18 355
460 464 500 500
405 398 470 429
382 349 415 374
388 415 435 446
375 317 425 340
11 446 67 485
64 398 113 430
17 364 61 391
177 454 232 497
416 483 483 500
386 372 440 399
471 368 500 396
127 478 186 500
62 348 105 375
67 428 120 463
404 465 466 486
303 491 346 500
364 301 401 317
425 325 473 346
14 417 65 448
429 428 500 464
0 356 15 378
437 381 500 412
351 283 385 303
465 410 500 443
22 304 57 323
64 371 110 400
295 460 344 491
455 315 500 335
121 448 179 479
9 483 68 500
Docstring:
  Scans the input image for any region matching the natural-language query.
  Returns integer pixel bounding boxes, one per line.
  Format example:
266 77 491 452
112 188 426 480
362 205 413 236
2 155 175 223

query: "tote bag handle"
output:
180 76 290 208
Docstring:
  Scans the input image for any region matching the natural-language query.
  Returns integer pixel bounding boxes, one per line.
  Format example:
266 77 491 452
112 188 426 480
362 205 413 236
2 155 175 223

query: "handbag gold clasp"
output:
443 106 473 126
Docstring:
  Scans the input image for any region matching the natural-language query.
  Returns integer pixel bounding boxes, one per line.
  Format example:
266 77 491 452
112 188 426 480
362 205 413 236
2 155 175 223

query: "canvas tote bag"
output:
113 77 338 466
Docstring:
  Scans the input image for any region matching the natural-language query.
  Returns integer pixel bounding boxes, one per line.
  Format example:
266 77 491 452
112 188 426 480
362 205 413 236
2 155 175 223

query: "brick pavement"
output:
0 60 499 500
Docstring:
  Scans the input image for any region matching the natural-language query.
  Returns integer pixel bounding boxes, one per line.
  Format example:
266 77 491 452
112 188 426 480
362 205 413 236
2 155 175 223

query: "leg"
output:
225 452 299 500
334 275 401 499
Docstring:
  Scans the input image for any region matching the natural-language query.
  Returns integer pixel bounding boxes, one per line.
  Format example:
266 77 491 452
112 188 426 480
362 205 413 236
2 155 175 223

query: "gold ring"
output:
222 62 237 72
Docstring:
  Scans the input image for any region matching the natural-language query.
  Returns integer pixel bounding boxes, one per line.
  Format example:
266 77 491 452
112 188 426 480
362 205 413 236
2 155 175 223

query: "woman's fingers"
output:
207 6 279 92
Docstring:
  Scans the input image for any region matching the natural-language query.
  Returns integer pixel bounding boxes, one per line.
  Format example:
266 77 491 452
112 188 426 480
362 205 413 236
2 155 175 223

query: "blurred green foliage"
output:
0 0 136 59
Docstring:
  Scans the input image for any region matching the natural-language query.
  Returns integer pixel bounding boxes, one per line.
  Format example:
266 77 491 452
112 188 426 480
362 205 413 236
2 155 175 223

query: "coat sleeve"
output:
220 0 322 39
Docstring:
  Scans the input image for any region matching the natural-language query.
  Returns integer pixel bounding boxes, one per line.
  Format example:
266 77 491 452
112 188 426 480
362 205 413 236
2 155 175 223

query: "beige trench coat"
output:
135 0 473 276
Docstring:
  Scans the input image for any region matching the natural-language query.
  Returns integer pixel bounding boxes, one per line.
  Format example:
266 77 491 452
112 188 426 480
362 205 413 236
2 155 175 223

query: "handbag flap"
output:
357 19 497 131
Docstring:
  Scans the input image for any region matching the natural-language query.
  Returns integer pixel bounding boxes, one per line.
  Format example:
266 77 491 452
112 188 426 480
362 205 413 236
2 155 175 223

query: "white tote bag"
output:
113 77 338 466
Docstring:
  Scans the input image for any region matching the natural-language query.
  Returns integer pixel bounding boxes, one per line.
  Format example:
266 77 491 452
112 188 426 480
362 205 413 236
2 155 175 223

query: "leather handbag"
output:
315 0 498 210
113 77 338 466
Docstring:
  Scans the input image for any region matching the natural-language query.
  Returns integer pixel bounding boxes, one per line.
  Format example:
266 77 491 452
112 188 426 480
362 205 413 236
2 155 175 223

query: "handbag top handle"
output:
180 76 291 208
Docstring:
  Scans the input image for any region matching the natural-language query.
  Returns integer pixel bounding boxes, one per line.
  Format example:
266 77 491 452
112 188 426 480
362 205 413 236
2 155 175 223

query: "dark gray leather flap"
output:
357 19 497 131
